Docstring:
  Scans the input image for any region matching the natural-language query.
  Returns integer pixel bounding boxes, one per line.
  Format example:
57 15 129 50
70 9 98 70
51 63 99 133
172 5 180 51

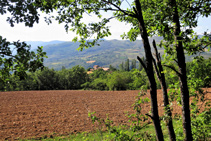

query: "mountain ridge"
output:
26 36 210 70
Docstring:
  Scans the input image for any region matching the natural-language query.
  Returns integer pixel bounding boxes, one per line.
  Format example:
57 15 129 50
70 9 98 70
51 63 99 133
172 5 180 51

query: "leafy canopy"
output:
2 0 210 50
0 0 47 86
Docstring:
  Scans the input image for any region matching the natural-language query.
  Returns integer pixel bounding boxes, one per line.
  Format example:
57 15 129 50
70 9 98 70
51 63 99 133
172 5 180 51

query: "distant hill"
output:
27 36 210 70
42 40 147 70
26 40 66 50
40 36 163 70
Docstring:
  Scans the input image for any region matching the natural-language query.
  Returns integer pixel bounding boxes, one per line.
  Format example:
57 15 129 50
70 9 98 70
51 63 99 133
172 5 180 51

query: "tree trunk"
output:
170 0 193 140
134 0 164 140
152 40 176 141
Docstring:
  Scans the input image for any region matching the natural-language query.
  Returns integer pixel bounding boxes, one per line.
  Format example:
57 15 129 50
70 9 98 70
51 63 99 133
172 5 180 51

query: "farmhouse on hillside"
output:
87 65 110 74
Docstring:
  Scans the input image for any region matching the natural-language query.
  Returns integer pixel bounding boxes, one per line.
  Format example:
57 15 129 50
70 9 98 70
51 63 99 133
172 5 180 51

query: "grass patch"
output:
21 123 157 141
20 115 210 141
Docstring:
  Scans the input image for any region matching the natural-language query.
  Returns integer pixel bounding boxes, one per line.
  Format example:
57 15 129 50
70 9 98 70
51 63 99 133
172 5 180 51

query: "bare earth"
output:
0 89 210 140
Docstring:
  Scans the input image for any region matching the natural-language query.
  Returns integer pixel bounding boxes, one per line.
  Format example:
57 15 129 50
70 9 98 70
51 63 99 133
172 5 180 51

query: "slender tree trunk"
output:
170 0 193 140
134 0 164 140
152 40 176 141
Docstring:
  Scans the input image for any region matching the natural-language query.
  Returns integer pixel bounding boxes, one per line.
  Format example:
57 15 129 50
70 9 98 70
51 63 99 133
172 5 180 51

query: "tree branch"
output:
0 52 14 57
137 56 147 71
152 39 163 79
145 113 154 120
163 65 181 77
173 59 178 64
152 40 160 61
86 15 119 42
152 57 161 80
101 0 136 18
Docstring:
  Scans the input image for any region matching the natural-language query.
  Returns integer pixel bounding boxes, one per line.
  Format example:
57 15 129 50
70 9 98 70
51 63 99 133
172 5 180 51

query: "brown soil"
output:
0 89 210 140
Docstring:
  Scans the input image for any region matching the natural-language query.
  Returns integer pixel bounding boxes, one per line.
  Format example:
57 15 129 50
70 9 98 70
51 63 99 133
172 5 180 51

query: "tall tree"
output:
109 65 117 71
139 0 210 140
36 67 59 90
131 59 136 70
134 1 164 139
152 40 176 141
125 58 130 71
119 62 124 71
170 1 192 139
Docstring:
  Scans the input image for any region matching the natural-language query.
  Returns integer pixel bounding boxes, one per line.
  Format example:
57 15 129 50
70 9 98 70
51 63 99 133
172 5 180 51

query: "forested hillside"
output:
42 39 147 69
27 37 162 70
28 36 210 70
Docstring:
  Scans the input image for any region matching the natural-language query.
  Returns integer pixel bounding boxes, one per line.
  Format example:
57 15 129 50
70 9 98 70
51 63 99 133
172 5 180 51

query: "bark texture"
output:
170 0 193 140
134 0 164 140
152 40 176 141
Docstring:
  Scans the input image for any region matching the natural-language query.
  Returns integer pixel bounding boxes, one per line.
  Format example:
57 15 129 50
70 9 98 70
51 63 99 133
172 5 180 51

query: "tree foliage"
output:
1 0 211 140
0 0 47 88
2 65 87 91
0 36 46 89
3 58 211 92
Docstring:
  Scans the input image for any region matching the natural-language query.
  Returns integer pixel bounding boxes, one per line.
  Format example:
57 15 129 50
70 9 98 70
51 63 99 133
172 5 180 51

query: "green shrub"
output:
107 71 133 90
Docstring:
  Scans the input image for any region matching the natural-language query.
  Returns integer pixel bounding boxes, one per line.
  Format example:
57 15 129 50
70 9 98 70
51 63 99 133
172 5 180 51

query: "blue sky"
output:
0 6 210 42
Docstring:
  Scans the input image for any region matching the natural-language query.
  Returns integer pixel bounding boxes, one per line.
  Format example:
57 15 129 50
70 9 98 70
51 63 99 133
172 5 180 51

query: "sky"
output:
0 6 210 42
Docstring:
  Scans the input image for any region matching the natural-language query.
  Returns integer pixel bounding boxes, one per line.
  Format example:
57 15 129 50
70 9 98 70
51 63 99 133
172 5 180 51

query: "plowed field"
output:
0 89 210 140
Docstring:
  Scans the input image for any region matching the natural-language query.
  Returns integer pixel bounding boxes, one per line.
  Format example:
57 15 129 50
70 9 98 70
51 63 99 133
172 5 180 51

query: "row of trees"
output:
1 65 147 91
2 57 211 91
83 68 148 90
1 66 87 91
119 58 146 71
